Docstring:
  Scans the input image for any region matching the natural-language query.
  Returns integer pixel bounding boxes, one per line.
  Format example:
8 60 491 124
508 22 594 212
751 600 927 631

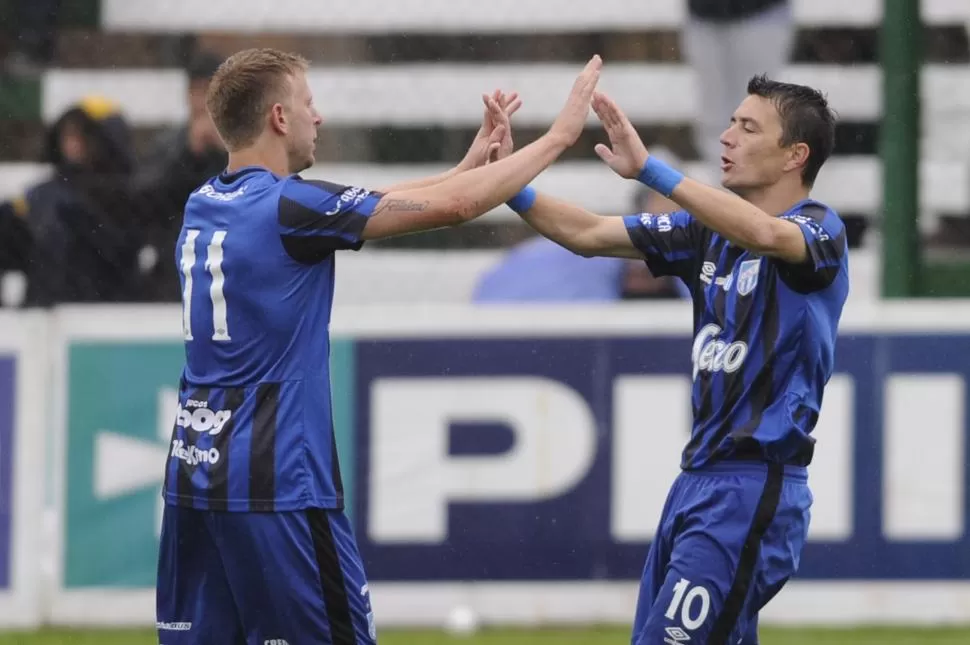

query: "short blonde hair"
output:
205 48 309 150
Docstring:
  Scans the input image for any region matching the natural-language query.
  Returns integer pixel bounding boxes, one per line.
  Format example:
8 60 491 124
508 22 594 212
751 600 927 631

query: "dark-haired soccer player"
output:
156 48 603 645
498 75 847 644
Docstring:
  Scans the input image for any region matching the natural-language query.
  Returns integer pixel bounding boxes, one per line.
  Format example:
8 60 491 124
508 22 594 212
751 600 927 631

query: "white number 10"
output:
664 578 711 631
181 229 231 342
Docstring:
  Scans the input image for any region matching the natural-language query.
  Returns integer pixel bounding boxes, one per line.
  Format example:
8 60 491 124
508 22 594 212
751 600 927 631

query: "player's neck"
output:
737 182 811 217
225 143 290 178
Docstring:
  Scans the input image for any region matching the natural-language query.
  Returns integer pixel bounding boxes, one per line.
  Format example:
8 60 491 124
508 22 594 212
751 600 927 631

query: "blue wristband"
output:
506 185 537 214
637 156 684 197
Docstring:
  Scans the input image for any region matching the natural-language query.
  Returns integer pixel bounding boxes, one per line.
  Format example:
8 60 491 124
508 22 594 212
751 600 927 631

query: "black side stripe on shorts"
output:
249 383 279 509
707 464 784 645
309 509 357 645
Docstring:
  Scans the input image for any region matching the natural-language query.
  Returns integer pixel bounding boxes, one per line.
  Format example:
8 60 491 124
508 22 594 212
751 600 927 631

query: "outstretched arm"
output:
360 56 603 240
484 88 695 272
591 92 809 264
515 193 642 259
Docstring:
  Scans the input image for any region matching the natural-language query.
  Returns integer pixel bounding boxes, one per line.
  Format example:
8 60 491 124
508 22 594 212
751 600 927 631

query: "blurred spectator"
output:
135 50 227 302
0 96 142 306
472 236 627 303
684 0 794 172
3 0 62 76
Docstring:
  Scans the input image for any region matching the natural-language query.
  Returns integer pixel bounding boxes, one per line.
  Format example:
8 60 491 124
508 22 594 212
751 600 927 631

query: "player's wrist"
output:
636 155 684 197
541 128 574 152
506 186 537 214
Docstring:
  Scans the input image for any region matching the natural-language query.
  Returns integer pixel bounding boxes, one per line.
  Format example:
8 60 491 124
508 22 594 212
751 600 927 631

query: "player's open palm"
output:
548 55 602 146
592 91 649 179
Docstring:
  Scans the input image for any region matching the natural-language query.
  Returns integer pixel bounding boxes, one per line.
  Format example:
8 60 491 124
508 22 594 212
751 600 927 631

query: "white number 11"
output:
181 229 231 342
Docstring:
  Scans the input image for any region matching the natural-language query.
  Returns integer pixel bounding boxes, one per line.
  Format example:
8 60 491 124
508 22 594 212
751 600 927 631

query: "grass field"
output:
1 627 969 644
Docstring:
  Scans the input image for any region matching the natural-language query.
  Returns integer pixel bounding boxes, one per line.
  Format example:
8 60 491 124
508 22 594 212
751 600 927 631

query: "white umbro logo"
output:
664 626 691 643
699 261 733 292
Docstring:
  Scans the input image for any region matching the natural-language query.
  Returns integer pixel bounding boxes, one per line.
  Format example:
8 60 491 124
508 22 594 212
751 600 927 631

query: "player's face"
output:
718 95 791 194
283 71 323 174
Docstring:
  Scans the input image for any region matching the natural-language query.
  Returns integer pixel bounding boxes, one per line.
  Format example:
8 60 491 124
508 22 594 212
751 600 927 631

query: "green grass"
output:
0 627 969 645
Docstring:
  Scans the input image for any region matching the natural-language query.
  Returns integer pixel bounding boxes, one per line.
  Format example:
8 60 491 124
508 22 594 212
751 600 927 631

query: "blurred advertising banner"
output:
44 303 970 626
355 333 970 580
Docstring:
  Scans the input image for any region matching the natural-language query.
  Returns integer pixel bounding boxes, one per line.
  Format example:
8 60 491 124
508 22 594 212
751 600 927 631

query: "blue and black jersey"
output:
163 166 382 511
624 200 849 468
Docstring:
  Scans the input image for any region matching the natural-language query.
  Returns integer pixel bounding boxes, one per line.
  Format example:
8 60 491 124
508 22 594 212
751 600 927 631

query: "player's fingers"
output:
487 126 506 162
591 94 616 132
594 142 615 164
583 54 603 76
602 92 631 131
487 96 505 124
591 92 606 118
570 55 602 98
594 92 622 132
489 124 507 145
506 97 523 118
581 55 603 89
481 93 495 128
591 91 613 122
486 140 501 164
502 91 520 109
488 97 508 126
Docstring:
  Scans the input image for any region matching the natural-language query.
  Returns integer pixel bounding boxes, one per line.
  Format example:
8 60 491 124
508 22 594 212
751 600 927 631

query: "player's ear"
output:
269 102 288 136
784 141 810 174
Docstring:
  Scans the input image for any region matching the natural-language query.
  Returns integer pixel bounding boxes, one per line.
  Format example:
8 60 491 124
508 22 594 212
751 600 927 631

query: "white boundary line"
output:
47 582 970 627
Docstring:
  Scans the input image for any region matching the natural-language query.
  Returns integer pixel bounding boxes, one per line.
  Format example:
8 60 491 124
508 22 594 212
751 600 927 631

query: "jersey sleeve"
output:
776 204 847 293
622 210 702 282
277 177 384 264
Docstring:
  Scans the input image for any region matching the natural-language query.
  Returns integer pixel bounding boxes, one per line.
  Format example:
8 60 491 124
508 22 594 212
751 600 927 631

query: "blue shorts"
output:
156 505 376 645
631 463 812 645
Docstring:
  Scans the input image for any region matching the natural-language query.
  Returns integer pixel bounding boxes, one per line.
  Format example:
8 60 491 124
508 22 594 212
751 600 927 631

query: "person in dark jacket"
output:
0 95 142 306
134 50 227 302
684 0 794 172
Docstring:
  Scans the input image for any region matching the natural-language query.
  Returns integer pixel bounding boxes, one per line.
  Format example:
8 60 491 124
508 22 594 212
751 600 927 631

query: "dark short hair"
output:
746 74 837 187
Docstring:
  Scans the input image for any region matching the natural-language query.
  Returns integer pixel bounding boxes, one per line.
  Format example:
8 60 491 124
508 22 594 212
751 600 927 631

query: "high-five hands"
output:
472 55 604 169
592 91 650 179
549 55 603 147
462 89 522 170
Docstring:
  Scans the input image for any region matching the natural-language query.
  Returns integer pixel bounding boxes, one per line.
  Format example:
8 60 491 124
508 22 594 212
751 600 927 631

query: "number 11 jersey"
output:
163 166 382 512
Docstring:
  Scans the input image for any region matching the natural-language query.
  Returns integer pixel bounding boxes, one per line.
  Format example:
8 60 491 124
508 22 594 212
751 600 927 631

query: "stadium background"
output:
0 0 969 643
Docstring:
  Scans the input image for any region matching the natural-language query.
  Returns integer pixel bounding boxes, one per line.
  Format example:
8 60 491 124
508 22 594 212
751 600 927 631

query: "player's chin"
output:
720 173 754 195
720 172 738 190
292 154 315 174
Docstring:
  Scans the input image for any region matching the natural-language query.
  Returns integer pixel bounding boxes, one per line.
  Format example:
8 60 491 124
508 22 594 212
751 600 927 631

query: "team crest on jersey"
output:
736 258 761 296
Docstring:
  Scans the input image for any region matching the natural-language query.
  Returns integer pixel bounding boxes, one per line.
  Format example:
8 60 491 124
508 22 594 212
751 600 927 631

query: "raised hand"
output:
460 89 522 170
548 55 602 147
592 91 649 179
483 91 518 164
